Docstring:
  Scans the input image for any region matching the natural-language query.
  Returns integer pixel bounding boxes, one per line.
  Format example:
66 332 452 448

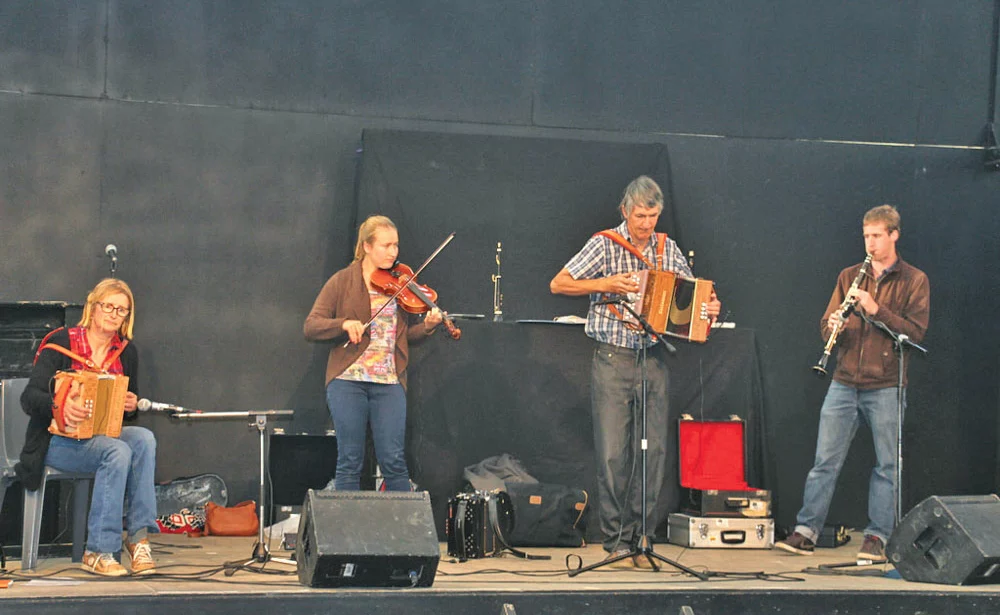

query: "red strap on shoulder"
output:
67 326 129 372
594 230 669 270
593 230 669 336
595 230 651 268
36 336 129 373
654 232 667 266
39 343 97 370
34 327 66 364
104 341 128 370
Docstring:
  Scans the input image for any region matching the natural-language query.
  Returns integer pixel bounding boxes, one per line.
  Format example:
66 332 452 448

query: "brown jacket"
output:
303 261 433 389
822 257 929 389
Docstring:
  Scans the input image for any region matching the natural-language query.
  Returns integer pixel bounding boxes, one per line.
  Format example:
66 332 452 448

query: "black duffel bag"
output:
505 482 589 548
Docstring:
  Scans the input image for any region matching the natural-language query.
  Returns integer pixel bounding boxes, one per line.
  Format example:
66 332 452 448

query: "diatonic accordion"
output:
48 370 129 440
626 270 715 343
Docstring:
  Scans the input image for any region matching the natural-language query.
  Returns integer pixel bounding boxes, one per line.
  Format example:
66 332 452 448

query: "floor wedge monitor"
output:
887 494 1000 585
296 489 440 588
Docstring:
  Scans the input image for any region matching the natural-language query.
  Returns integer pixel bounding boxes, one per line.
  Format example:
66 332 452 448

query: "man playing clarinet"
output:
776 204 929 563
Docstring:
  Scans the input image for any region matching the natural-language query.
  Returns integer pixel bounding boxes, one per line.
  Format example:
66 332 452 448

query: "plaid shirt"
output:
564 221 693 349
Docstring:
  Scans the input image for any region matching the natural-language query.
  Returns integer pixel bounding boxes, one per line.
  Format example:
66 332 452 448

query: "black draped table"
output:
406 320 766 541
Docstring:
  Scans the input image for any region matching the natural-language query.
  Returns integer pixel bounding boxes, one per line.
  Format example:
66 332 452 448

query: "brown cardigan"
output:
304 260 434 389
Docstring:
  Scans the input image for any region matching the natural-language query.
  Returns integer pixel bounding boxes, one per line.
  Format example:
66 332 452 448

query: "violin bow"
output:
344 232 456 347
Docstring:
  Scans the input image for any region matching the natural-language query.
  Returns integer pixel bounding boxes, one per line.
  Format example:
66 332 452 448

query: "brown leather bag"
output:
204 500 259 536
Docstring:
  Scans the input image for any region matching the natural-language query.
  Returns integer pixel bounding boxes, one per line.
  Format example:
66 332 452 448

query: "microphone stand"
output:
821 317 927 572
863 316 928 525
171 408 295 566
569 300 706 580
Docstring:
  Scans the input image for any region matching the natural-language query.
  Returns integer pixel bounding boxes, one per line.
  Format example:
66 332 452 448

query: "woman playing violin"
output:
304 215 442 491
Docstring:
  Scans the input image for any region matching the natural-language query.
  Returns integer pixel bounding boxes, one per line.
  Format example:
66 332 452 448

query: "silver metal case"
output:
667 513 774 549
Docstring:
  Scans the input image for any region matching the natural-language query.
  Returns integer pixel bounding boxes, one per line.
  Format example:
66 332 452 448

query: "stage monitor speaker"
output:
296 489 440 588
887 494 1000 585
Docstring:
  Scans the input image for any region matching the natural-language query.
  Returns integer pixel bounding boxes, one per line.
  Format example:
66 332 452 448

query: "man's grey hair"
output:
620 175 664 217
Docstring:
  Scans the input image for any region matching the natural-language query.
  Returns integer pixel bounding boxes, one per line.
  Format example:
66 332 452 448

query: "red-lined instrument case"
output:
678 415 771 518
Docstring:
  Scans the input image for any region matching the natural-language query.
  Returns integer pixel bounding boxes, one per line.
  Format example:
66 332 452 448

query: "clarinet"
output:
812 254 873 377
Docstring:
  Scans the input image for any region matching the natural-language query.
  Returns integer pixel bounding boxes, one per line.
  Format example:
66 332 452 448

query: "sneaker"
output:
125 539 156 575
775 531 815 555
82 551 128 577
602 547 635 569
857 534 887 564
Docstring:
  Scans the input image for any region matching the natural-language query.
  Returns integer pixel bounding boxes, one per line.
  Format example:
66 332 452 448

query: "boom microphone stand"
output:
863 316 928 524
569 301 707 580
171 408 295 565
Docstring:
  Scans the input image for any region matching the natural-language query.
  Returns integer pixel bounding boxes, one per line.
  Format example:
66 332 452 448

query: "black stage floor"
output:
1 532 998 615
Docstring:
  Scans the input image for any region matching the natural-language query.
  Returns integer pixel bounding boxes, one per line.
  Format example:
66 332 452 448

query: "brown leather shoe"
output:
632 553 656 569
602 548 636 569
125 539 156 575
82 551 128 577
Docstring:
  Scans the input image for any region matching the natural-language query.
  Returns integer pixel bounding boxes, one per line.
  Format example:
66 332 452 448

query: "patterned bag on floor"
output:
156 507 207 535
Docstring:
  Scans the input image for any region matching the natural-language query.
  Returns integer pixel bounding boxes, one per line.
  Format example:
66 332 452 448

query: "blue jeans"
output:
326 379 410 492
45 426 158 554
794 381 904 544
590 341 670 552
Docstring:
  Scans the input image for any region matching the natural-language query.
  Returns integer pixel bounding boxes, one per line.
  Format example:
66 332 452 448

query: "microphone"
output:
595 295 627 306
105 244 119 277
137 398 183 413
897 334 909 342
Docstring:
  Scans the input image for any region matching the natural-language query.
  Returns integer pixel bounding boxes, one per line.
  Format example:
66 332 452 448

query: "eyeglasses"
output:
95 302 131 318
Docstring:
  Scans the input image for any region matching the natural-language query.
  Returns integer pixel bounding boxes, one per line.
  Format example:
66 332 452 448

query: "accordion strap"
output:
572 489 589 529
455 499 470 563
40 344 98 370
39 340 128 373
594 230 667 270
594 230 669 327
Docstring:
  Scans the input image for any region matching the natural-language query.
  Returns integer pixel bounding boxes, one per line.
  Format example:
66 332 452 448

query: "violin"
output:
370 262 462 340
